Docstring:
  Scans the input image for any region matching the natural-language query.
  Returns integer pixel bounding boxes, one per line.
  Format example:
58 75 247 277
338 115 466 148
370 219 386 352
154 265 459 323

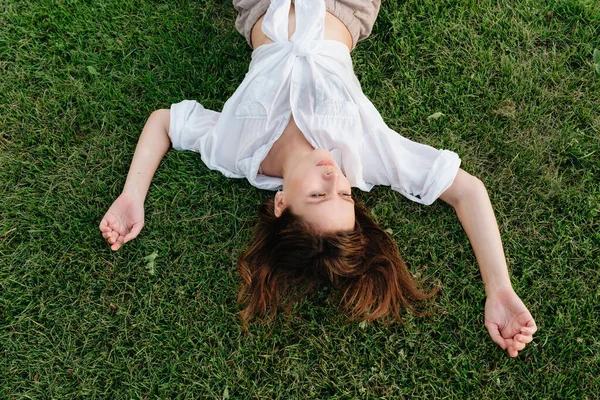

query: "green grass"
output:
1 0 599 398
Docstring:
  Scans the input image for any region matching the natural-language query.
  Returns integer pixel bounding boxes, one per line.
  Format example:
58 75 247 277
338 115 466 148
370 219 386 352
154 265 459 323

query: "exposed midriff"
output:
251 4 353 51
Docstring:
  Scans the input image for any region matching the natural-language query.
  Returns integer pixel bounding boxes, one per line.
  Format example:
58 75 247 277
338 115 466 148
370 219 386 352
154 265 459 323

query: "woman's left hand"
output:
484 288 537 357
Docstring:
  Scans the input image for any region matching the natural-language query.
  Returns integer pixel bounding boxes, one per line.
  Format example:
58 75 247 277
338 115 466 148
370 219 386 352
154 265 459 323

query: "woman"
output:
100 0 536 357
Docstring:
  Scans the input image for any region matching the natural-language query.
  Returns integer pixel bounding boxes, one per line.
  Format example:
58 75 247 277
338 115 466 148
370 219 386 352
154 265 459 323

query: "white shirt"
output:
169 0 460 205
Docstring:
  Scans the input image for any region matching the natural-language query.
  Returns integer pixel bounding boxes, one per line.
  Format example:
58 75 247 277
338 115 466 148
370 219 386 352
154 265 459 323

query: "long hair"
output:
237 198 438 326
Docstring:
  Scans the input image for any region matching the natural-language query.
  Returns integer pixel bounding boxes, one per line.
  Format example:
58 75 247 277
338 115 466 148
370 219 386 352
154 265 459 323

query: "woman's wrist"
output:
121 187 146 203
484 279 513 296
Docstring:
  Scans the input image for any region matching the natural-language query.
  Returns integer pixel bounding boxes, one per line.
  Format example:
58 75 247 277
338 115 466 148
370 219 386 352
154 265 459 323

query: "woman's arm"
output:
440 169 537 357
121 109 172 200
99 109 171 250
440 170 511 292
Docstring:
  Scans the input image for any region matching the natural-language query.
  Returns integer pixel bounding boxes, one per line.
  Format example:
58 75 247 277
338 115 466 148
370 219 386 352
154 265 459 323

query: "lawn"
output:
1 0 599 398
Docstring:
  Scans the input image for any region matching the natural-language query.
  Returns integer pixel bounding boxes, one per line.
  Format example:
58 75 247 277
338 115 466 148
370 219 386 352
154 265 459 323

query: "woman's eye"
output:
311 193 326 197
340 192 352 197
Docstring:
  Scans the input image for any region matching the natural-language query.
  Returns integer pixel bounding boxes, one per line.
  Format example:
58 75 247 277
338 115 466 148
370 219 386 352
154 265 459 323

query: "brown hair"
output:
237 198 438 326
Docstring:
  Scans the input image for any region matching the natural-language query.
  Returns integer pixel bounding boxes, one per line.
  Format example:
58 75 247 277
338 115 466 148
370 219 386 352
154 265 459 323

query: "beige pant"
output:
233 0 381 49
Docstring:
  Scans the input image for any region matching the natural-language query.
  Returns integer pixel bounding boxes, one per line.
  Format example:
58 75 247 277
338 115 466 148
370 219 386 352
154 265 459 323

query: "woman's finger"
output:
511 341 526 351
515 334 533 344
485 322 508 350
521 320 537 335
109 231 119 243
123 222 143 243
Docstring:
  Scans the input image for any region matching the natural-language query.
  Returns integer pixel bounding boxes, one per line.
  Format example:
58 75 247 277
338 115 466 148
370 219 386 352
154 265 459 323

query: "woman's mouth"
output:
316 160 335 167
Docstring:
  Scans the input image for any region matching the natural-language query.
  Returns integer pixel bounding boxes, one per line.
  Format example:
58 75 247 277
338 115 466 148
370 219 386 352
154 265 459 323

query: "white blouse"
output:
169 0 460 205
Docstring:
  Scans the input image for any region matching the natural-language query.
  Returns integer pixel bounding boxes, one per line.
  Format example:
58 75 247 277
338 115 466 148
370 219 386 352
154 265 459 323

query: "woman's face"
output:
275 148 355 232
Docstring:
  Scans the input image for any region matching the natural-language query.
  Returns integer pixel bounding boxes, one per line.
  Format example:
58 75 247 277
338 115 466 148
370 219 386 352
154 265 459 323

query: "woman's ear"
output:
274 190 286 218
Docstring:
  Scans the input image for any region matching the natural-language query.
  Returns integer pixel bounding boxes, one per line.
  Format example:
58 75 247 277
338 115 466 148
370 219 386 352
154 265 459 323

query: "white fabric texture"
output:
169 0 461 205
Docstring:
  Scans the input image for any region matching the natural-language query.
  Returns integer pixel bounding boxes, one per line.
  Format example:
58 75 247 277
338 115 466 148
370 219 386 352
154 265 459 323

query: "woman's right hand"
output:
99 192 145 251
484 288 537 357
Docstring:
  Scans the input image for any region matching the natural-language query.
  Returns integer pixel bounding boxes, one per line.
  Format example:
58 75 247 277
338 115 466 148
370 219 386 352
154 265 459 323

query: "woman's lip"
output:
316 160 335 167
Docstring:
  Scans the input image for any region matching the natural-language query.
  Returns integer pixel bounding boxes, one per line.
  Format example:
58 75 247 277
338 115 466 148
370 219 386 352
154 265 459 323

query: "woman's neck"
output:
259 117 313 178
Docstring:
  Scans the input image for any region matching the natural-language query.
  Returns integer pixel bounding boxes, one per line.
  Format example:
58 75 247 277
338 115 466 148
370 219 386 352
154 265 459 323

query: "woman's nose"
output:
323 168 336 179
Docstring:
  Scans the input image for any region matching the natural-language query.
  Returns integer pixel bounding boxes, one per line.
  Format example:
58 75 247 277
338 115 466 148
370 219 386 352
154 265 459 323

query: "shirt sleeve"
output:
362 126 461 205
169 100 220 151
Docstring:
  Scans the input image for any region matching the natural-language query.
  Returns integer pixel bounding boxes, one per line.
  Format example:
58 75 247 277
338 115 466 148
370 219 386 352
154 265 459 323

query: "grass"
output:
1 0 599 398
